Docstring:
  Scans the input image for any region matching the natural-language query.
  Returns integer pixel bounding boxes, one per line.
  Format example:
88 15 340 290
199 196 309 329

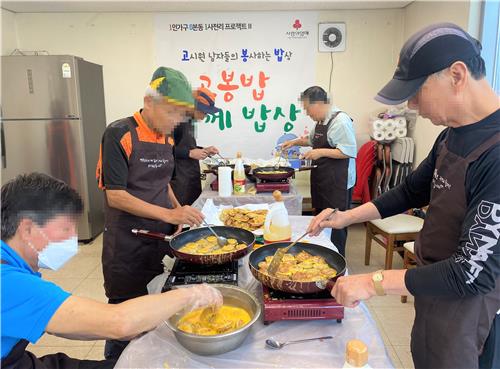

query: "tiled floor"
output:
29 223 415 368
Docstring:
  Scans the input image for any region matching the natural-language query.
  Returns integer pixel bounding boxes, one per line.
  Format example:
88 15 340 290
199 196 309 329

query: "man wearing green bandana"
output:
96 67 205 360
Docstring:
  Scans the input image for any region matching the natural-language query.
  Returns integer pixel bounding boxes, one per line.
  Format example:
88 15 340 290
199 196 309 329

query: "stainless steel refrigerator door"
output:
1 119 92 240
1 55 81 119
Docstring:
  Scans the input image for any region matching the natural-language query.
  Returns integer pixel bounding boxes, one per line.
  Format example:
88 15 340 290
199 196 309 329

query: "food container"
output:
165 284 261 355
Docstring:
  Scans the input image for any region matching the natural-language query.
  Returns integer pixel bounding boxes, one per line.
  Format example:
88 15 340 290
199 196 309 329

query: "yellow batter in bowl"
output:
177 305 252 335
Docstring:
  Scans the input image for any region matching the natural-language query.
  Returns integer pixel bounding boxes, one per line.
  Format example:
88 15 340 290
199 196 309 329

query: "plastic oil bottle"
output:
263 190 292 243
343 340 372 369
233 152 246 195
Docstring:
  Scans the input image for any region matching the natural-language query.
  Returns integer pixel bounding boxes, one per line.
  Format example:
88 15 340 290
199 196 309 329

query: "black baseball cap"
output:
194 86 221 115
375 22 482 105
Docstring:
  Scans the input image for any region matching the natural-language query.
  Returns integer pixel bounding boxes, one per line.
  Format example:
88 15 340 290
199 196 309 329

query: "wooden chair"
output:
365 214 423 270
401 241 417 303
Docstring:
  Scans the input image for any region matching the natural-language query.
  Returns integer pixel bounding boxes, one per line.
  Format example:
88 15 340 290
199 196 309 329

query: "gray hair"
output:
144 86 164 103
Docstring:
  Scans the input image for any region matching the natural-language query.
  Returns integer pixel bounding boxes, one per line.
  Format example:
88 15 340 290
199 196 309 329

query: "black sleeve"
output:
371 130 447 218
406 144 500 297
174 146 191 160
173 120 191 160
101 125 130 190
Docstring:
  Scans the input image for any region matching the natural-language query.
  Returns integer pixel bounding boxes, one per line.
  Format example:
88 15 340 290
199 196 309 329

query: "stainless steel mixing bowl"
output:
165 284 261 356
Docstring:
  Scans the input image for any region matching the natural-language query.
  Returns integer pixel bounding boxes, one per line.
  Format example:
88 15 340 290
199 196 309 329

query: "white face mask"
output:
28 229 78 270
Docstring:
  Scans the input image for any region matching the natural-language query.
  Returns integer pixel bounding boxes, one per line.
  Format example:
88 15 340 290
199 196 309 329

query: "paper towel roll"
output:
395 127 407 138
372 119 385 131
395 117 407 128
372 131 385 141
218 166 233 197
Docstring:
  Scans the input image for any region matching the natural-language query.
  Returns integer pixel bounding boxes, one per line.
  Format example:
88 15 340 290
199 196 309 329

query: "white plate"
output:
201 199 267 236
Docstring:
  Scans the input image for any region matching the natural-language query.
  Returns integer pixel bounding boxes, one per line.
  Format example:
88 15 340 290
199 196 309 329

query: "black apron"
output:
311 112 351 255
170 121 202 206
102 117 175 300
412 132 500 369
0 261 116 369
311 112 350 210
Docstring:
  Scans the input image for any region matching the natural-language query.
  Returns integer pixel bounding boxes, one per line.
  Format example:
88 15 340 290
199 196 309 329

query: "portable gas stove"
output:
161 259 238 292
262 285 344 324
255 179 290 193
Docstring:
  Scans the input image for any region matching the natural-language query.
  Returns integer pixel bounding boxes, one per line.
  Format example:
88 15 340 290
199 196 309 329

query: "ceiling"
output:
2 0 413 13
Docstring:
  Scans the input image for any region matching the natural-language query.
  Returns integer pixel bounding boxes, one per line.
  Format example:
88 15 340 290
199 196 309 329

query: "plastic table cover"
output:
115 217 394 369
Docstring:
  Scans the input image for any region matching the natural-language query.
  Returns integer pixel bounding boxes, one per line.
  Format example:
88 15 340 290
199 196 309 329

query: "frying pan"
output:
132 226 255 265
248 242 346 294
252 166 316 182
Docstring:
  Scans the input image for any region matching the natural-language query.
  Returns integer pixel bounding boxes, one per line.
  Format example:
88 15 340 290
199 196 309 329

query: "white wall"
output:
403 0 472 165
1 9 18 56
316 8 404 142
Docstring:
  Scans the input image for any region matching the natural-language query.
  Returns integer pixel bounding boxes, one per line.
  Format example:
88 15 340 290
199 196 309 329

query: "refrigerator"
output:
1 55 106 241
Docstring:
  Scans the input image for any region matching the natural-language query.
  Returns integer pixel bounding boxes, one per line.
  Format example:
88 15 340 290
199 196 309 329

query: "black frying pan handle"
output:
131 229 172 242
296 165 318 171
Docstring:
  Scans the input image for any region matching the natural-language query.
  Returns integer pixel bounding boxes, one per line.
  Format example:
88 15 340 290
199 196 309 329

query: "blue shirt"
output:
1 240 71 358
308 106 357 189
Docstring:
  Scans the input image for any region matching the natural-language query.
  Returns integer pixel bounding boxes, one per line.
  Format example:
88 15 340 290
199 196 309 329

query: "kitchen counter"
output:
115 217 394 368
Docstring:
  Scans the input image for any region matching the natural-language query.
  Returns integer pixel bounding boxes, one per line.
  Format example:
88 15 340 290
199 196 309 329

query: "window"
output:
481 1 500 93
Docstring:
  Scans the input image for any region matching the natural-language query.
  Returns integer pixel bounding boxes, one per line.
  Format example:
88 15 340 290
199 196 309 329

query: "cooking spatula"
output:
266 231 309 276
267 208 338 276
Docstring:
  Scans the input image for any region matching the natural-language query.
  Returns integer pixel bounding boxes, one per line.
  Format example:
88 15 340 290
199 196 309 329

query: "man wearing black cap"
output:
170 86 221 206
308 23 499 368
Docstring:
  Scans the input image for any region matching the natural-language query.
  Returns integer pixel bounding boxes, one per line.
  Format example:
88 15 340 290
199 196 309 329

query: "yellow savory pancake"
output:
259 250 337 282
219 208 267 231
178 236 247 255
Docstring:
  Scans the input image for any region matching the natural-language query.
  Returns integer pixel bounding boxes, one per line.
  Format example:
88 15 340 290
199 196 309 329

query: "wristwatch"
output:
372 270 386 296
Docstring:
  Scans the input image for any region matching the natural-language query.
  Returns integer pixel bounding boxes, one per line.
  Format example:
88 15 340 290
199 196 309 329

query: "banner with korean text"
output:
155 12 318 159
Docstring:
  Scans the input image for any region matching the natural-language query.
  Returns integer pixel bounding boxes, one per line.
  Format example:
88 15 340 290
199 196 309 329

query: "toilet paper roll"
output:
218 166 233 197
384 119 396 130
372 119 385 131
372 131 385 141
395 117 407 128
395 127 407 138
384 130 396 141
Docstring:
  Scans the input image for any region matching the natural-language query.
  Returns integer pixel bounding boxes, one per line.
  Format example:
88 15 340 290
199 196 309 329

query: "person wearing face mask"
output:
0 173 222 369
170 86 221 206
281 86 357 256
95 67 205 359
